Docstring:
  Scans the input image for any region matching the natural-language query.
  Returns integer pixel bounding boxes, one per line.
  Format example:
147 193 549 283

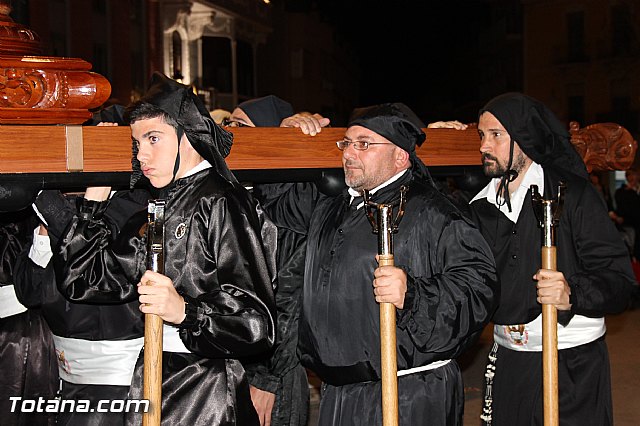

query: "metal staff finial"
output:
362 185 408 253
531 183 565 247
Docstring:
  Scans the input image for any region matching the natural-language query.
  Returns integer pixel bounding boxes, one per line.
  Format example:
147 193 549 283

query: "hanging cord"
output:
168 126 184 186
495 138 519 213
480 342 499 425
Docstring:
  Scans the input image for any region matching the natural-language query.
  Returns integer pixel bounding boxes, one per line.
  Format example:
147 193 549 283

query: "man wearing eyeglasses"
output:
256 102 498 426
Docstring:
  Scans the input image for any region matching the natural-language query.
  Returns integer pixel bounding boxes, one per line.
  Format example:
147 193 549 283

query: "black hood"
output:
238 95 294 127
131 72 236 185
480 92 587 180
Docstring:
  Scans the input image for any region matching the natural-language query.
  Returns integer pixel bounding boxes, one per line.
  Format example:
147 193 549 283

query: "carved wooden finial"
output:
0 0 111 124
0 0 42 55
569 121 638 172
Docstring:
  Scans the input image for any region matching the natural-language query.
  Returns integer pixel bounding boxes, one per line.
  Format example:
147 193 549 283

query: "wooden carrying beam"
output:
0 123 635 175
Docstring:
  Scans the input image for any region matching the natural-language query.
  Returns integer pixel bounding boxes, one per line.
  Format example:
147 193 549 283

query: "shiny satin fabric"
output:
1 211 58 426
127 352 259 426
51 168 277 424
0 309 58 426
13 189 150 340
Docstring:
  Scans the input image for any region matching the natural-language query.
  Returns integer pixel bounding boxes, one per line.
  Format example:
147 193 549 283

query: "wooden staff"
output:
363 187 407 426
143 200 166 426
531 184 565 426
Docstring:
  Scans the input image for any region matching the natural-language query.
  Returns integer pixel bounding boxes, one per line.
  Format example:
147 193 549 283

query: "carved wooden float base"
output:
0 55 111 124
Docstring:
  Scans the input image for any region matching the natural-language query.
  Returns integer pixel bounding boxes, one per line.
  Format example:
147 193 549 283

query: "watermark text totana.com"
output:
9 397 149 413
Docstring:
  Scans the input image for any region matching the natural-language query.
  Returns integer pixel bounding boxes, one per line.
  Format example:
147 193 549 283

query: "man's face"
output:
226 108 255 127
478 111 529 178
342 125 402 192
626 170 640 188
131 116 181 188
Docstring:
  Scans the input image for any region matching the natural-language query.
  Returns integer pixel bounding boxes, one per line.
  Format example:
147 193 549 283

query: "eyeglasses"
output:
222 117 251 128
336 140 393 151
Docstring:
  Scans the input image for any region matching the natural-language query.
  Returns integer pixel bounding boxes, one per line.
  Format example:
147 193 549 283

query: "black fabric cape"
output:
469 168 636 425
47 169 278 426
262 170 498 425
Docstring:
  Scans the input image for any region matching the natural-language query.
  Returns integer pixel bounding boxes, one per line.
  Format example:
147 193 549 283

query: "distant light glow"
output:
263 0 270 4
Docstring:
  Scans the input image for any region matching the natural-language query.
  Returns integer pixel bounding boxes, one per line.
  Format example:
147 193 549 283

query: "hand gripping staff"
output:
531 183 565 426
362 185 408 426
143 200 165 426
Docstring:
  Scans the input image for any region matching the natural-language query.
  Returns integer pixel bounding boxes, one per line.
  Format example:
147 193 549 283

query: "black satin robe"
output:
0 211 58 426
264 171 499 425
50 169 278 426
469 168 636 426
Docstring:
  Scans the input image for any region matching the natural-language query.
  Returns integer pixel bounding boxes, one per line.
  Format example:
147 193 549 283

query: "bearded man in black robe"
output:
40 73 277 425
469 92 636 426
259 103 498 425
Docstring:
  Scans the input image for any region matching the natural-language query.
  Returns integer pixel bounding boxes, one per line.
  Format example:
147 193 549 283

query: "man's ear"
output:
395 148 410 168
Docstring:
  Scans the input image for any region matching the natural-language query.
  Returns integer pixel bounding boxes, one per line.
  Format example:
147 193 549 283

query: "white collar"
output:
181 160 212 178
471 162 544 223
348 168 409 209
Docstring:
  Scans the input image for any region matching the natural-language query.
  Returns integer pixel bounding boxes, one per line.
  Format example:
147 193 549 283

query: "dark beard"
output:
482 154 506 178
482 151 527 178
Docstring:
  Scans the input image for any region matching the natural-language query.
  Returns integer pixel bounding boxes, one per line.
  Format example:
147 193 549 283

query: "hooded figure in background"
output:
231 94 312 426
256 102 498 426
469 92 635 426
41 72 278 425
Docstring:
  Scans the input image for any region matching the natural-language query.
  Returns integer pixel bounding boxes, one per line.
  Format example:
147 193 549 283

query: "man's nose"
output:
137 143 150 163
342 144 358 159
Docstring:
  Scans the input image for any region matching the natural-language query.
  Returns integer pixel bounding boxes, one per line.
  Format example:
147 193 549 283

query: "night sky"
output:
315 1 491 122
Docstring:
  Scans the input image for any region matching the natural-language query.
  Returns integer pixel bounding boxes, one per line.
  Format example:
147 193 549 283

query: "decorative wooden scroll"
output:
569 121 637 172
0 1 111 124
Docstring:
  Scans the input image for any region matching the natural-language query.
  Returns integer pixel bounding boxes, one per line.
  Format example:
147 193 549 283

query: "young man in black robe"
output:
258 103 499 425
41 73 278 425
469 92 636 425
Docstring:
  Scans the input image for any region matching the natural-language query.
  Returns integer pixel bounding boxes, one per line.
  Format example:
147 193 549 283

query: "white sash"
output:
0 285 27 318
52 334 143 385
494 313 606 351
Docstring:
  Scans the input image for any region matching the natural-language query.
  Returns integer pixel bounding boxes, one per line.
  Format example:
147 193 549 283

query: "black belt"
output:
310 361 380 386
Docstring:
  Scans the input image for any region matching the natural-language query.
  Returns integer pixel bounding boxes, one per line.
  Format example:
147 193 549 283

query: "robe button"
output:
512 229 517 234
338 229 343 234
512 254 517 259
330 250 335 255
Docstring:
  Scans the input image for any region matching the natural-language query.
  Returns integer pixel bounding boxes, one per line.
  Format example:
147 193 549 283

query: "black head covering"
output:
238 95 294 127
480 93 587 179
479 92 587 210
348 103 433 184
86 104 127 125
128 72 235 187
